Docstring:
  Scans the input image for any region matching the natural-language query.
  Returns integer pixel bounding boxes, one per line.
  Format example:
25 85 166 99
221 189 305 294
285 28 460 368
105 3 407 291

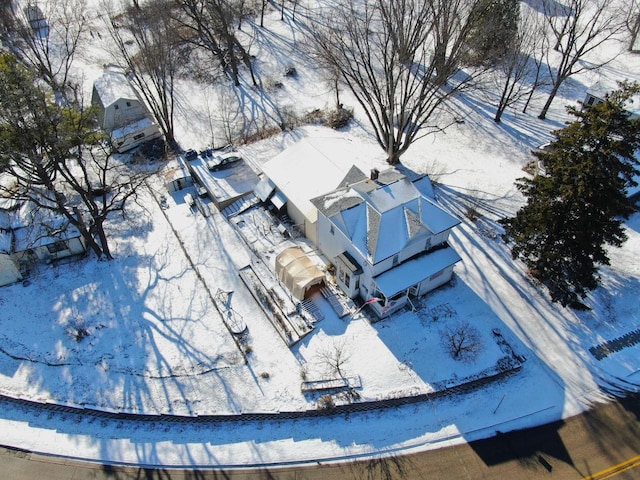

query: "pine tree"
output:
500 82 640 308
464 0 520 66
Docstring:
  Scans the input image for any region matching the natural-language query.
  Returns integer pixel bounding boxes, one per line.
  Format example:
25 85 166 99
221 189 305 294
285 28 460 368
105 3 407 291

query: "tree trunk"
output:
630 14 640 51
538 79 563 120
495 75 512 122
522 65 542 114
386 145 401 165
94 219 113 260
73 206 105 258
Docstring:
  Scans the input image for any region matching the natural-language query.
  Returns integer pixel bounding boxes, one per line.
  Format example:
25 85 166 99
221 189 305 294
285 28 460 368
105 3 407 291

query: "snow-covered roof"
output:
412 175 436 199
187 155 259 206
585 81 640 118
254 176 276 202
163 164 191 184
354 177 420 212
313 175 460 264
92 70 141 108
373 246 461 297
110 117 158 140
0 199 83 252
261 137 387 224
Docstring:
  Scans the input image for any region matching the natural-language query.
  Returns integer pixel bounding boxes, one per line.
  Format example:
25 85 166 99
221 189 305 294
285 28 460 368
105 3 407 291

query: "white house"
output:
257 137 461 317
311 167 461 317
0 200 87 286
91 70 162 152
0 228 22 286
584 82 640 119
256 137 388 243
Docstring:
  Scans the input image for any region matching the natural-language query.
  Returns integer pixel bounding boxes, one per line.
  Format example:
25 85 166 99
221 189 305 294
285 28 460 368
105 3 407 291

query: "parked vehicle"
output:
183 149 198 161
207 153 242 171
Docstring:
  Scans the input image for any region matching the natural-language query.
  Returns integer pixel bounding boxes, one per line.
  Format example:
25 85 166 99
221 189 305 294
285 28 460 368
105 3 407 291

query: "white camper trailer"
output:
110 117 162 153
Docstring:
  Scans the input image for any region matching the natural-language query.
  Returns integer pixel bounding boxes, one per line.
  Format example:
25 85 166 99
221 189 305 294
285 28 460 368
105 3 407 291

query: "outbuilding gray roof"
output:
93 71 140 108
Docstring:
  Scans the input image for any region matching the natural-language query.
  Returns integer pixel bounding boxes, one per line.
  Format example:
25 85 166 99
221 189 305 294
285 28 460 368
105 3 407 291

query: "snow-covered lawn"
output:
0 0 639 468
0 179 520 415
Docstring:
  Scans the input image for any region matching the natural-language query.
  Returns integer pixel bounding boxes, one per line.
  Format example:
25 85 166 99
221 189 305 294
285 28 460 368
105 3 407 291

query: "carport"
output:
275 247 325 300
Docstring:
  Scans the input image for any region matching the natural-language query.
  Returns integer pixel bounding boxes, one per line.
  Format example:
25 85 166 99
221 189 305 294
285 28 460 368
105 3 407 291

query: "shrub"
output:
317 394 335 410
327 106 353 129
440 320 483 362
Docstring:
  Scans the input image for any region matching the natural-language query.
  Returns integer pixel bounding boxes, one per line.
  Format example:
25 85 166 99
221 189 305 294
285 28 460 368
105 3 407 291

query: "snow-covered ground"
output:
0 0 639 469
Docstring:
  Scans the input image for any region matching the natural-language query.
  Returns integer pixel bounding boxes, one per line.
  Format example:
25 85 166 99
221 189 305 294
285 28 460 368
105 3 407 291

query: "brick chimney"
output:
370 168 379 181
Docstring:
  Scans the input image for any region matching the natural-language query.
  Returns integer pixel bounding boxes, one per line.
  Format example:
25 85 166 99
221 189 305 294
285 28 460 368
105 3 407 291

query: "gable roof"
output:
261 137 387 224
92 71 141 109
0 199 83 253
313 173 459 264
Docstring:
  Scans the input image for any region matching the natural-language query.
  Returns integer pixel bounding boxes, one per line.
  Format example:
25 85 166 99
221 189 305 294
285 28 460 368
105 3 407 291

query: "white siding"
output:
0 253 22 286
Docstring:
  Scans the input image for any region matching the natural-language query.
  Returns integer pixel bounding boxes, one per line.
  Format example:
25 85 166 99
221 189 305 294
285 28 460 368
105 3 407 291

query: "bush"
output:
327 106 353 129
317 394 335 410
440 320 483 363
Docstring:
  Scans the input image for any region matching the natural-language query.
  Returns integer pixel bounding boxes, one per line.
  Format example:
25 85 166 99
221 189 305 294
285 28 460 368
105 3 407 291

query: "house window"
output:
126 101 132 107
330 225 335 235
425 237 432 250
114 104 119 110
587 96 595 105
133 132 145 140
392 254 399 266
46 240 68 254
337 266 350 287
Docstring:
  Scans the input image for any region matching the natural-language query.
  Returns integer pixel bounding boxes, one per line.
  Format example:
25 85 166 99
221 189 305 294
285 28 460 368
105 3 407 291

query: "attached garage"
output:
275 247 325 300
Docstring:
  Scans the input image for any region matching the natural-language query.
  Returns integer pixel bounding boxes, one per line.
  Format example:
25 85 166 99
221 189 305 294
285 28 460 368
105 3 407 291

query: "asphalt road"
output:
2 393 639 479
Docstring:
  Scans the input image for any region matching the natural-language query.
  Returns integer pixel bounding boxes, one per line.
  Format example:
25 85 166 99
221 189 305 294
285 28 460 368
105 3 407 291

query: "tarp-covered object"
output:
275 247 325 300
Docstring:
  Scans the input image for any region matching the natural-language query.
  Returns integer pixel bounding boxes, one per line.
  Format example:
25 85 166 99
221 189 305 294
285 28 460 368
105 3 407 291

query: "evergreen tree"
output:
464 0 520 66
500 82 640 308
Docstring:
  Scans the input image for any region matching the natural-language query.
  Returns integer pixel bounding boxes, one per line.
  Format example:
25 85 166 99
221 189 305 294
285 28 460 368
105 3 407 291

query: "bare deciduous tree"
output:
309 0 487 165
176 0 257 87
0 54 154 260
0 0 88 103
493 6 549 122
104 0 186 148
259 0 268 27
538 0 625 120
316 339 352 380
440 320 483 362
625 0 640 52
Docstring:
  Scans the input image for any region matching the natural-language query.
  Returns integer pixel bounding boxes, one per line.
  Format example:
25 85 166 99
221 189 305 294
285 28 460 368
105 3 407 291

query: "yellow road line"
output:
583 454 640 480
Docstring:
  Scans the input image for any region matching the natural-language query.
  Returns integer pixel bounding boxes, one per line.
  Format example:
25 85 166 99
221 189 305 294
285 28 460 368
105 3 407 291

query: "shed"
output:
275 247 325 300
